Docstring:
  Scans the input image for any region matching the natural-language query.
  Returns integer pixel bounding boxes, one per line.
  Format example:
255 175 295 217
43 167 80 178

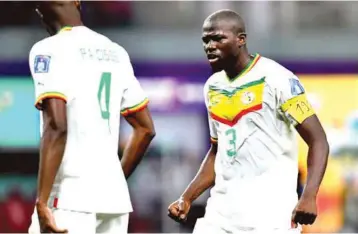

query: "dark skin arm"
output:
121 107 156 179
292 114 329 226
296 114 329 199
37 99 67 204
36 98 68 233
168 143 217 222
181 143 217 202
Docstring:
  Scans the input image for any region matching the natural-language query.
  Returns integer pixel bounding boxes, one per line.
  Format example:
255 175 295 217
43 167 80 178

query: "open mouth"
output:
207 54 220 63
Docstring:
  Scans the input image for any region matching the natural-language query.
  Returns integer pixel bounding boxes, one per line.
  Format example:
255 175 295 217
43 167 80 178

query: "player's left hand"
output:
291 195 317 228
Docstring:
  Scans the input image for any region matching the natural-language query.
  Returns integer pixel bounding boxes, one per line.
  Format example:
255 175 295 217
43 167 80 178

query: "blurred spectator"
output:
0 2 133 28
93 2 132 27
0 2 38 26
1 187 32 233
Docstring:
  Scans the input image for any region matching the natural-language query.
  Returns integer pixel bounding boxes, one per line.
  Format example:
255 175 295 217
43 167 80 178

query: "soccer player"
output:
27 1 155 233
168 9 329 233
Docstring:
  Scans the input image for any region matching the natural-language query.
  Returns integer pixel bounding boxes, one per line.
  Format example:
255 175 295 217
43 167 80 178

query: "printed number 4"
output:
225 128 237 157
97 72 111 130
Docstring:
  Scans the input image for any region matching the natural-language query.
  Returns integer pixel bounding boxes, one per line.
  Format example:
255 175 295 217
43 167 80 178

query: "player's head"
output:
33 1 82 35
202 9 247 72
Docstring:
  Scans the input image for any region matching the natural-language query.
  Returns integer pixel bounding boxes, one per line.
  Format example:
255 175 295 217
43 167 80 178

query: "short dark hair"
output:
206 9 246 34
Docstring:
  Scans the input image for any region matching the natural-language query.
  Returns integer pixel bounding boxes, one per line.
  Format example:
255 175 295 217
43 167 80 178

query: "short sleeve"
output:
29 43 69 110
278 75 315 126
204 81 218 143
119 49 149 116
208 114 218 143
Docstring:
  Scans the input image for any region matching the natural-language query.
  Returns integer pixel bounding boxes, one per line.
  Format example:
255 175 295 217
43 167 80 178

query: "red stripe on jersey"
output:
53 197 58 208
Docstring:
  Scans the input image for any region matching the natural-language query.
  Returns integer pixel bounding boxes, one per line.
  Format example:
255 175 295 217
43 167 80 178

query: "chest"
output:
207 76 276 126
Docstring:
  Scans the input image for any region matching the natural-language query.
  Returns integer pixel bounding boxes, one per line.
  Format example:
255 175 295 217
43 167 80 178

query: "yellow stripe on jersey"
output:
35 92 67 110
281 94 315 124
58 26 72 34
210 137 218 144
121 98 149 116
208 77 265 126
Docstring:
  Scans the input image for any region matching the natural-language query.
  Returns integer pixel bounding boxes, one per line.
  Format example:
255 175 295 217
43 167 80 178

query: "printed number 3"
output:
98 72 111 131
225 128 237 157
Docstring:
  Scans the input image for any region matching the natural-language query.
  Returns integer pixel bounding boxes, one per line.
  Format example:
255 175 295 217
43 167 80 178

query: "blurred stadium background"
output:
0 1 357 233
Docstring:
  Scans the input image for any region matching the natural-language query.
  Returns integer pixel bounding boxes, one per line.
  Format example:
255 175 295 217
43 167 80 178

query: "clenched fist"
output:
291 195 317 227
167 197 191 223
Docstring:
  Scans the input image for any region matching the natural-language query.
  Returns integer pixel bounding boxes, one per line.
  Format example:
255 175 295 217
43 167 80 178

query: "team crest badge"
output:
34 55 51 73
241 91 255 105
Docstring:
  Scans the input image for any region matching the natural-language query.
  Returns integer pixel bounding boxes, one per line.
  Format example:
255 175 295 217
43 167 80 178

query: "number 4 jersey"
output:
203 54 315 229
28 26 148 214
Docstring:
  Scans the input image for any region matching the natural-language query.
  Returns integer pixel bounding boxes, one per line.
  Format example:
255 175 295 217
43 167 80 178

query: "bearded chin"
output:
210 61 224 73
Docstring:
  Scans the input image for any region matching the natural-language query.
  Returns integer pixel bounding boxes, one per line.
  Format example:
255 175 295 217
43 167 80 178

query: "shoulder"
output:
29 35 69 61
28 38 55 74
260 56 295 79
111 42 131 61
88 28 113 44
203 71 226 93
29 35 73 77
111 42 135 76
259 56 298 89
29 37 55 58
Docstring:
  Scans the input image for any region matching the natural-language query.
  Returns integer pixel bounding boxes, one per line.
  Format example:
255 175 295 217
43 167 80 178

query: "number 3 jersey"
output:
28 26 148 214
203 54 315 229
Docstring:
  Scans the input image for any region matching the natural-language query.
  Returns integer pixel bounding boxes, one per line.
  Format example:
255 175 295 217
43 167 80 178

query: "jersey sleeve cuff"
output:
35 92 67 110
210 137 218 144
121 98 149 116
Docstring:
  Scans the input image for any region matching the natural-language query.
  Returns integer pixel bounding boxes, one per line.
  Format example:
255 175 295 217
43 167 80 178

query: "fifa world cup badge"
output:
34 55 51 73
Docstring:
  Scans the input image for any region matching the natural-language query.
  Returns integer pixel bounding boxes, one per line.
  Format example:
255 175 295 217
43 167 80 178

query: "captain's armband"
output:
280 94 315 125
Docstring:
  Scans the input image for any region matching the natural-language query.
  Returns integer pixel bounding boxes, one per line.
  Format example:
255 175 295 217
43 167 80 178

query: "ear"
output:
237 33 247 47
35 8 43 19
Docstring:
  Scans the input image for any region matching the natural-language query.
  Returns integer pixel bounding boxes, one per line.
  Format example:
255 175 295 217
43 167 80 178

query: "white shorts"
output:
28 207 129 234
193 217 302 234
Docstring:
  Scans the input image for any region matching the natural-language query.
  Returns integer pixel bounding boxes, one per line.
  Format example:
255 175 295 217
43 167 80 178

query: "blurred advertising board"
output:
0 78 40 148
0 76 205 149
1 74 356 146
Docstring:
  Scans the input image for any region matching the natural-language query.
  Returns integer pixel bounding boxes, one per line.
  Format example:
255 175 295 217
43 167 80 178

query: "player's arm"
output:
121 107 155 179
280 77 329 199
180 141 217 202
168 113 217 222
37 99 67 206
29 47 70 209
295 115 329 199
119 48 155 179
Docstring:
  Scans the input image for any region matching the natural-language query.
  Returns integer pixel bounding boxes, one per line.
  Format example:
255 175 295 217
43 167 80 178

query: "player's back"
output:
31 26 134 213
59 27 124 176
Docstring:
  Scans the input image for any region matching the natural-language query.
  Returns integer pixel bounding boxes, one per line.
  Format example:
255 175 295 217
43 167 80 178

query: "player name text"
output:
79 48 119 63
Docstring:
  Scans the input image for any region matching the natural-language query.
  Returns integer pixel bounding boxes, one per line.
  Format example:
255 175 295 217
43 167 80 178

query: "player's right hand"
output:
36 202 68 233
167 197 191 223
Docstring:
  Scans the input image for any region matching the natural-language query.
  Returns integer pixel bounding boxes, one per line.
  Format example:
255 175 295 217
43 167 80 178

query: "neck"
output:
47 18 83 35
225 48 251 80
55 20 83 33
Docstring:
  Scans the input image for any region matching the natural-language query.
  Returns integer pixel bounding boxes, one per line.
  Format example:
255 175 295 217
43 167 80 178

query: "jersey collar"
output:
57 26 73 34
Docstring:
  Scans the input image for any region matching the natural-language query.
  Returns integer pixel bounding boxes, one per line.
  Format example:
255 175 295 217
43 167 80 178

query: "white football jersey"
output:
203 54 315 229
29 26 148 213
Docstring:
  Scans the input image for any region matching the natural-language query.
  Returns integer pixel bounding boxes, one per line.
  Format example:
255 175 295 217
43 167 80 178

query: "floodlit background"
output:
0 1 357 233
